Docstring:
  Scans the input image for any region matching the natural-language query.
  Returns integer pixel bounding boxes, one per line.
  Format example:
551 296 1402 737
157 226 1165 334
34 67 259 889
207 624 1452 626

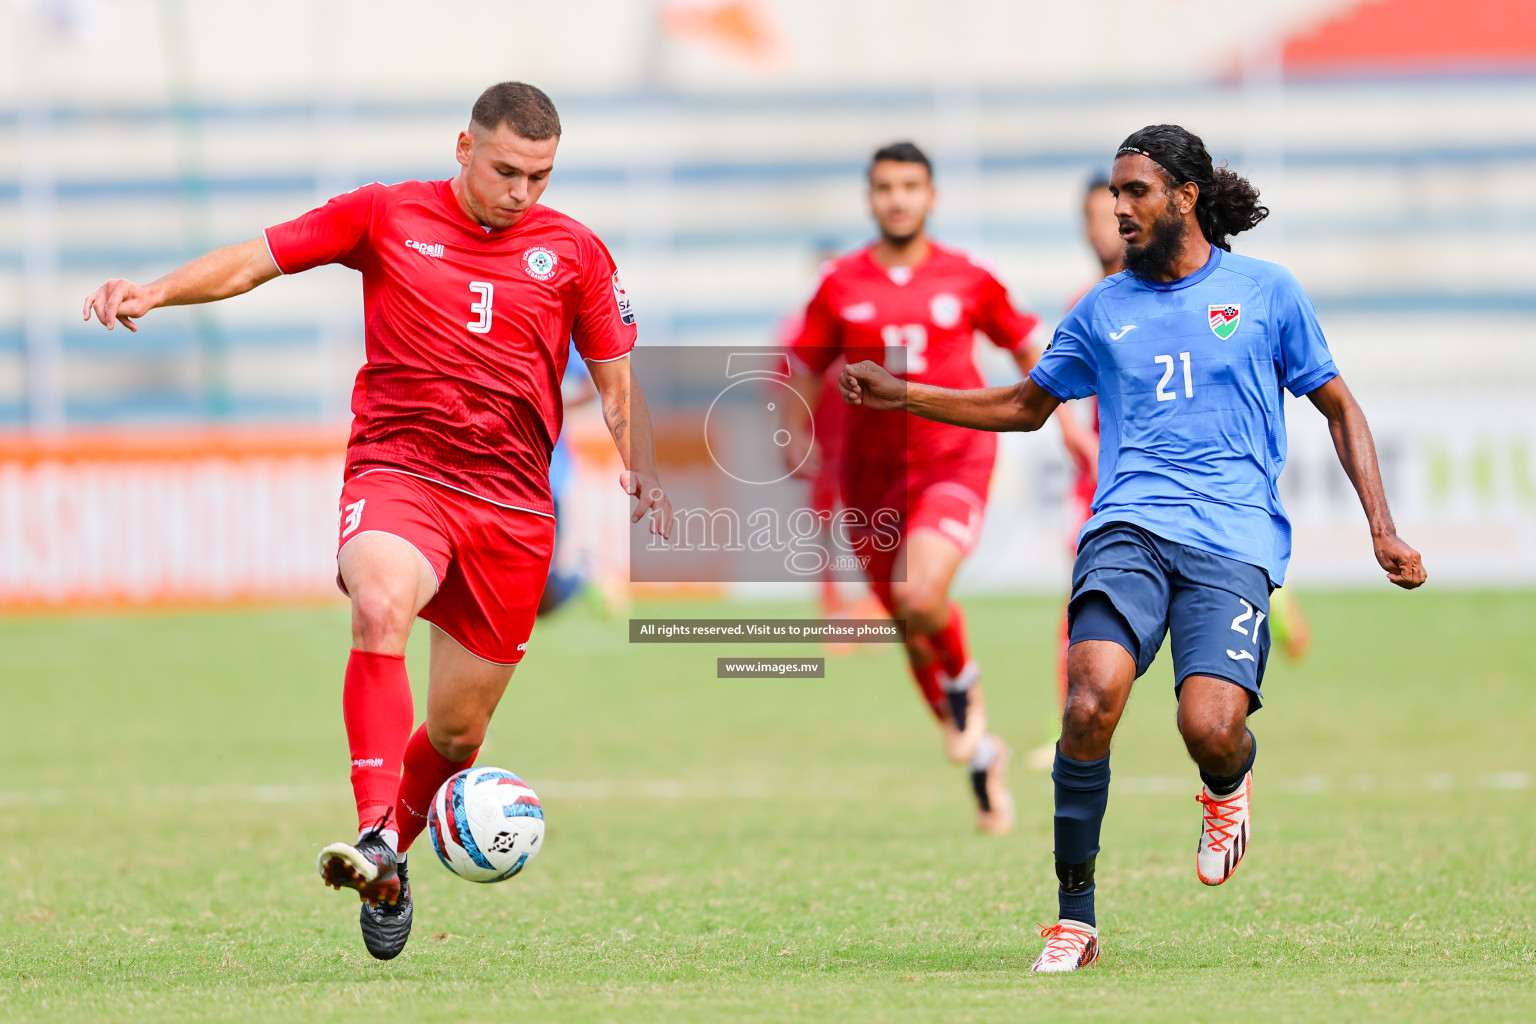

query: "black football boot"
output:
317 820 413 960
356 855 412 960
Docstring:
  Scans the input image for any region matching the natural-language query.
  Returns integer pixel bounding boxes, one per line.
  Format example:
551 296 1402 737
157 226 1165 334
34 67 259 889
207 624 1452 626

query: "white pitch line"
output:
1483 770 1532 791
0 772 1526 809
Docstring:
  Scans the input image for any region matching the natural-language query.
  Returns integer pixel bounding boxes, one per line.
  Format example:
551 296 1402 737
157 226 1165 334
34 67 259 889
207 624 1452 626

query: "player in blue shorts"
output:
837 124 1427 972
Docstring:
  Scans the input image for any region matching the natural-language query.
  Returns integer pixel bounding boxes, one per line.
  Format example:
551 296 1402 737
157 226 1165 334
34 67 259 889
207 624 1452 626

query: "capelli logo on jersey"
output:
405 239 444 259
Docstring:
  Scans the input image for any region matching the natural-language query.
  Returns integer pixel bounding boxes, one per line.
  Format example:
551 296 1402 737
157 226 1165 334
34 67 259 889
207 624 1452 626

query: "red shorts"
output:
336 471 556 665
856 455 993 607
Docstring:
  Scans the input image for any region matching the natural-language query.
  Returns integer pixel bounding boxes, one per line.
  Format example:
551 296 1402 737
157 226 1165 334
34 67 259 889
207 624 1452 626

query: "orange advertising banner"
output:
0 431 345 610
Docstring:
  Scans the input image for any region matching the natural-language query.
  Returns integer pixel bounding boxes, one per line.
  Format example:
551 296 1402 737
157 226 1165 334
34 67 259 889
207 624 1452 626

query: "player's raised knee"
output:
1177 699 1247 763
351 584 418 653
1061 685 1119 746
428 721 485 764
891 581 948 635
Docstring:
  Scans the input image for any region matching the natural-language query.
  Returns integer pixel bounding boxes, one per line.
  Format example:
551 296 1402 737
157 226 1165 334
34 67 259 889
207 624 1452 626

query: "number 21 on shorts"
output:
1231 598 1265 642
468 281 494 334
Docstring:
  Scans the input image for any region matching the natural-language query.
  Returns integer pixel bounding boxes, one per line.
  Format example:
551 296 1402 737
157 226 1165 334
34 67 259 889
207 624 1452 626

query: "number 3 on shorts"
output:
1230 598 1266 643
342 499 366 537
468 281 494 334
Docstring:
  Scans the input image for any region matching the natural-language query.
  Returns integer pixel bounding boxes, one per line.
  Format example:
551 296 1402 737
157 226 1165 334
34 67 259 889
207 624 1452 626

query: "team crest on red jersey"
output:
522 247 559 281
1208 304 1241 339
929 293 961 329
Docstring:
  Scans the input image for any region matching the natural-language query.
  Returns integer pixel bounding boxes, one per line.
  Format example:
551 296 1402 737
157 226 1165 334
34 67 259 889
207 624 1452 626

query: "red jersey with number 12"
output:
264 179 635 516
789 243 1039 478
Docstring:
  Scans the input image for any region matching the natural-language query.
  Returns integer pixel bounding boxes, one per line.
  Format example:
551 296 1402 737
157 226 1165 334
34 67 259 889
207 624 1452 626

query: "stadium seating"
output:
1 79 1532 423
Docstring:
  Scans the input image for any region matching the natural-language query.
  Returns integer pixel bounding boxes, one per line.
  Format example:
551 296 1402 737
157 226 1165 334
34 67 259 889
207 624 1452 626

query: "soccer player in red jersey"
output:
779 302 885 632
783 142 1096 832
81 83 672 960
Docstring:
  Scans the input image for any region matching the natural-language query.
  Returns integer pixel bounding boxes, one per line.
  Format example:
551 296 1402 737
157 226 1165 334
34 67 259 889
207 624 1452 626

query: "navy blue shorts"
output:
1067 521 1272 710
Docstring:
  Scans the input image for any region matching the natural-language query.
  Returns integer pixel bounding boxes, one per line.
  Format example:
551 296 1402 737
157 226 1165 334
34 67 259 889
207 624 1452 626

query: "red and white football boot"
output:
1195 771 1252 885
1029 920 1100 973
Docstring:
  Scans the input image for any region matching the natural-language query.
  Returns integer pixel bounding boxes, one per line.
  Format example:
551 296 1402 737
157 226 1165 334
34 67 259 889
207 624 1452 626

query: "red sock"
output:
904 635 947 721
928 604 971 679
820 571 842 616
393 724 478 853
343 650 415 834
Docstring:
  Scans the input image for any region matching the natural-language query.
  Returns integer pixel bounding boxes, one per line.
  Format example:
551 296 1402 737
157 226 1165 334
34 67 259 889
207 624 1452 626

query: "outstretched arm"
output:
839 359 1061 432
1306 375 1426 589
587 355 673 539
82 238 280 333
1011 346 1097 483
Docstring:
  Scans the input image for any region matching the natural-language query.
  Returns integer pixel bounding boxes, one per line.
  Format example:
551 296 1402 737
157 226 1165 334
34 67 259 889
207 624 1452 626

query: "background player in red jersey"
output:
81 83 672 960
783 142 1095 833
778 244 889 639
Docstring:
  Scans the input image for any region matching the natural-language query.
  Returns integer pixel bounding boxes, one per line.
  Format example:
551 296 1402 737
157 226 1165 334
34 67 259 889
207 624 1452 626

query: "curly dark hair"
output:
1117 125 1268 251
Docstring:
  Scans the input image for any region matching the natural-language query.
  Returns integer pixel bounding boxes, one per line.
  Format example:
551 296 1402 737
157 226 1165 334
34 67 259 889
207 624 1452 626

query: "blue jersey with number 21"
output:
1030 246 1338 587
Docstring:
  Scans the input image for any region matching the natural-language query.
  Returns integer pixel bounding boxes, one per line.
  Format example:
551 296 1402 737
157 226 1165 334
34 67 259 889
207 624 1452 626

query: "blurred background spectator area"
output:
0 0 1533 605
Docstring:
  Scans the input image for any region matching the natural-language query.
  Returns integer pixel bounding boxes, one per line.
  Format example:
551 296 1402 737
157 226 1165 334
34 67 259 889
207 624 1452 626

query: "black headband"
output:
1116 145 1170 174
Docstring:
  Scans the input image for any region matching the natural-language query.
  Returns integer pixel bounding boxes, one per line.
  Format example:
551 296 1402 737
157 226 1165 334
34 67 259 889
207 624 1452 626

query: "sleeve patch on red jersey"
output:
612 271 636 325
840 301 876 323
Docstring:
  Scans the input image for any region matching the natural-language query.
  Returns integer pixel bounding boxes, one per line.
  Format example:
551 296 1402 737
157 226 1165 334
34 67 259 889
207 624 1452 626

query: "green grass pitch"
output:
2 591 1533 1022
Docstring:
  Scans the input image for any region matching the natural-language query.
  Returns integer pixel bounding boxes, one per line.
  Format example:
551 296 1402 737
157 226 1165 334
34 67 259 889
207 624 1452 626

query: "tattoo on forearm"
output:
602 386 630 443
605 408 628 443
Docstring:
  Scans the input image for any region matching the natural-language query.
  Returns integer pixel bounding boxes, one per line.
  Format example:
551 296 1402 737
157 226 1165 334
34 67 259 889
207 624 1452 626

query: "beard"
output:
1123 199 1188 280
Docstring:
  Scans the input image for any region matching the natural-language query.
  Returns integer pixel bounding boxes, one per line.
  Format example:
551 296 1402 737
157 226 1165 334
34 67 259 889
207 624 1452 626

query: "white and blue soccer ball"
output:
427 767 545 883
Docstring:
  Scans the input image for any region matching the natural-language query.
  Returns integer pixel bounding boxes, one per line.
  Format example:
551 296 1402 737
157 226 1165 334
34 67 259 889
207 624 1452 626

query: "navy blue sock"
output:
1053 747 1111 862
1058 885 1096 928
1199 729 1256 796
1053 747 1110 928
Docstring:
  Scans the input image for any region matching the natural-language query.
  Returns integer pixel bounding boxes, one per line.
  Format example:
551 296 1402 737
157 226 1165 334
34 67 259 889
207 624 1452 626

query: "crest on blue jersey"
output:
1208 304 1241 339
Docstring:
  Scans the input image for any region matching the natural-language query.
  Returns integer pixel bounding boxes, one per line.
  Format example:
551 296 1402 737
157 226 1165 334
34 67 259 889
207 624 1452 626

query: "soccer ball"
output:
426 766 545 883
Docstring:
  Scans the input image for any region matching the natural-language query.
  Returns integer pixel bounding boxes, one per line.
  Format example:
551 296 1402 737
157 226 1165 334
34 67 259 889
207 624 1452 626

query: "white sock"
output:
362 828 400 855
970 733 999 772
942 661 980 693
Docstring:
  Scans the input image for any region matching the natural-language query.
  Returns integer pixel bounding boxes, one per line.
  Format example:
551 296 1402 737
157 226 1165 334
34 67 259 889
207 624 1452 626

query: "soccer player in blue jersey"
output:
838 124 1426 972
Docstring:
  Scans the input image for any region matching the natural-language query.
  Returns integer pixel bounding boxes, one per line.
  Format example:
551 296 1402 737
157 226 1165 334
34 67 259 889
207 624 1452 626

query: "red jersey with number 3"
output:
789 243 1039 485
264 179 635 516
